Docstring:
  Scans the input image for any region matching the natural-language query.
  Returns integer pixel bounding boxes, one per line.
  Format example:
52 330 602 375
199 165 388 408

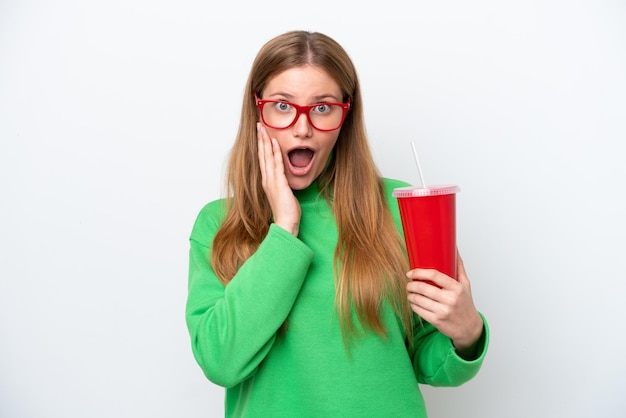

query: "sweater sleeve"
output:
185 201 314 388
410 313 490 387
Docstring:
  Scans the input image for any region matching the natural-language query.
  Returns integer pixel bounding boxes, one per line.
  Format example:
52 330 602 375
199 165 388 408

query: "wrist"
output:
452 313 484 359
274 221 299 236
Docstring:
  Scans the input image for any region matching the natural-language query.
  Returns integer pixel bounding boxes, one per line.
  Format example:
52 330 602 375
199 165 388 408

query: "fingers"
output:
257 123 273 184
407 292 439 319
406 267 464 316
257 123 267 181
271 137 284 174
406 254 482 345
406 279 440 310
406 268 454 289
257 123 285 184
407 272 456 308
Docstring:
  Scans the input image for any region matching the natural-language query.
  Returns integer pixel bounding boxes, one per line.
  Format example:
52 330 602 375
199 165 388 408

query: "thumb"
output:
456 249 471 286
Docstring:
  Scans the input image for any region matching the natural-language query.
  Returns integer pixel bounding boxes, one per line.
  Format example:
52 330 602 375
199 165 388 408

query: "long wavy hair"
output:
211 30 412 343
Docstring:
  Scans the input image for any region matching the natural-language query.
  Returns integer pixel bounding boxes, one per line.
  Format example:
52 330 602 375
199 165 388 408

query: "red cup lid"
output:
392 184 460 197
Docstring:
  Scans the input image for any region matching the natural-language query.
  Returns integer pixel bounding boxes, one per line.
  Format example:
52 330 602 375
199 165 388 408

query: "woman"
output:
186 30 488 417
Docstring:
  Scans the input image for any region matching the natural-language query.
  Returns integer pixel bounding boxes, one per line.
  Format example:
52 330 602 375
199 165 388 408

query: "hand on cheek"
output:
257 123 301 236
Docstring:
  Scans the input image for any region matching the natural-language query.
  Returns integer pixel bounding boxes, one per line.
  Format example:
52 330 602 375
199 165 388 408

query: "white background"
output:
1 1 625 417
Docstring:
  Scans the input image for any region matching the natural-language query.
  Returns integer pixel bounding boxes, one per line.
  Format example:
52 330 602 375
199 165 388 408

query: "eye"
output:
276 102 292 112
313 104 330 114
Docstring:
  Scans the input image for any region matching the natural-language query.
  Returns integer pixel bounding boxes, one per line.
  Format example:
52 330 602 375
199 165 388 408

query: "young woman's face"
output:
260 66 344 190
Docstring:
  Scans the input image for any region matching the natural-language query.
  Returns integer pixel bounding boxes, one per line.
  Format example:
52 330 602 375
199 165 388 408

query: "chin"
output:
288 177 314 191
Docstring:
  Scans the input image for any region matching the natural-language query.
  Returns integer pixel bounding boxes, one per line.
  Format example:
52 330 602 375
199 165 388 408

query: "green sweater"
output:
186 178 489 417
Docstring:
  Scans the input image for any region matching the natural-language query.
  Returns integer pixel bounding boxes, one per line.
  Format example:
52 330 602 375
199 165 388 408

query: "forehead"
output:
264 66 341 98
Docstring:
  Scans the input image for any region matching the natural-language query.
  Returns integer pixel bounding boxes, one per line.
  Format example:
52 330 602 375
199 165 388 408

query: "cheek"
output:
318 134 340 157
265 128 288 148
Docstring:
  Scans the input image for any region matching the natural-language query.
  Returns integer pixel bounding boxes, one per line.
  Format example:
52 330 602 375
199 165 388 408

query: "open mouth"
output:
287 148 315 173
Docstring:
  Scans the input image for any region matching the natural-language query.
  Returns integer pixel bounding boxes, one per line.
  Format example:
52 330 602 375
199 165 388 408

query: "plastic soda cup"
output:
392 185 460 285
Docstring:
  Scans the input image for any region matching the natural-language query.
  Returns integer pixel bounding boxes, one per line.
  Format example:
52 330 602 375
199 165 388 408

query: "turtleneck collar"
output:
293 180 323 203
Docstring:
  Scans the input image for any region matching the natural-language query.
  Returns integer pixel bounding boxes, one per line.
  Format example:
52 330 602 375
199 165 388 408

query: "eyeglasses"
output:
255 93 351 132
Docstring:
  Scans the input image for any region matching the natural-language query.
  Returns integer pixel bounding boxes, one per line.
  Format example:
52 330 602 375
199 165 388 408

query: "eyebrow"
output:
265 92 342 103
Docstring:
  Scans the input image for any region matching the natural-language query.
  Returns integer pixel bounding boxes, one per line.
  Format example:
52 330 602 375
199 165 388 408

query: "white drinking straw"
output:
411 141 427 188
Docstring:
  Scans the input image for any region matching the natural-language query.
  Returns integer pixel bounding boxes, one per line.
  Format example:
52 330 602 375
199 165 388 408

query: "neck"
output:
293 181 322 203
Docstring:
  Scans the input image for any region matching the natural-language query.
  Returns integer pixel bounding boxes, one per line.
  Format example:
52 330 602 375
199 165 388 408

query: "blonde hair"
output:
211 31 412 343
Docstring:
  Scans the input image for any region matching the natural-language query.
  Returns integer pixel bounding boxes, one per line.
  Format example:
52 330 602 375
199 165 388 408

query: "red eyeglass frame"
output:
254 93 351 132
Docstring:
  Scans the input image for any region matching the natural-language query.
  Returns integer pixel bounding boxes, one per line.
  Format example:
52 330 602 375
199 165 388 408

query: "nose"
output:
293 112 313 137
